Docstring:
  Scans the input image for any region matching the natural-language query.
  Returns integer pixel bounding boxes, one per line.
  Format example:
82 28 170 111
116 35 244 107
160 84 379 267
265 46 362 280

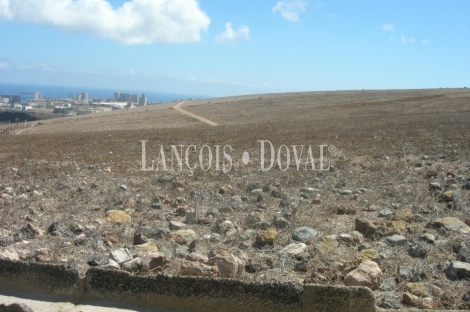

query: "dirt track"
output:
173 101 219 126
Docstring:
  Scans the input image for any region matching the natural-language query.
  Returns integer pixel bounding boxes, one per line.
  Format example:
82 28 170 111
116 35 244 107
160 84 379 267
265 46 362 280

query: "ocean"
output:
0 82 207 104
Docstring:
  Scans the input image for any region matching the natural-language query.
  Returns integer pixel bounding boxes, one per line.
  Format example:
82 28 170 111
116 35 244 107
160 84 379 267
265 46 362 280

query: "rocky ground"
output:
1 89 470 310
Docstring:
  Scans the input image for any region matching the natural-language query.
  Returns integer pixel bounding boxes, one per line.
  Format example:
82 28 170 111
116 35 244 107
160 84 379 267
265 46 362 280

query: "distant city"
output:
0 90 172 116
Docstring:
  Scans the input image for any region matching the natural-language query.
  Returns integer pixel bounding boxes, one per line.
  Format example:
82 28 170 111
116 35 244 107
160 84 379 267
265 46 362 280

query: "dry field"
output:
1 88 470 310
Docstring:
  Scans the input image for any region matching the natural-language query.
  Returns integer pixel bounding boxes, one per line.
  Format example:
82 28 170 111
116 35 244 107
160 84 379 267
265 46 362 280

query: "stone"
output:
0 303 34 312
386 220 406 234
70 223 85 234
35 248 53 263
408 242 432 258
169 221 187 231
172 229 197 242
420 233 435 244
255 228 277 245
180 259 219 277
87 253 109 266
292 227 318 242
119 184 128 191
0 248 20 261
133 233 148 245
378 209 394 219
311 195 322 205
133 241 159 255
432 217 470 234
122 252 168 272
379 277 396 291
350 231 364 244
100 259 120 270
245 212 266 228
393 207 414 222
354 218 377 237
405 282 442 297
428 182 442 190
156 173 174 183
135 226 169 239
440 190 461 203
20 223 43 238
207 247 245 278
344 260 382 290
273 215 289 228
279 243 307 258
210 233 221 243
446 261 470 280
47 221 60 234
300 187 319 194
402 292 433 309
387 234 407 246
339 190 353 195
459 246 470 263
399 265 414 279
342 249 381 274
104 210 131 224
110 248 133 264
197 217 213 224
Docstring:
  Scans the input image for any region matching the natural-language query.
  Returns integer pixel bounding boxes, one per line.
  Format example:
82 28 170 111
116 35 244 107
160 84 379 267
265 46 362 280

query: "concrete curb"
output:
0 259 460 312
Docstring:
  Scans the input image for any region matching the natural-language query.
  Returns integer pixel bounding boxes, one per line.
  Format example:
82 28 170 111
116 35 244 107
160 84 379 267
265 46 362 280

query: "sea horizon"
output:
0 82 209 104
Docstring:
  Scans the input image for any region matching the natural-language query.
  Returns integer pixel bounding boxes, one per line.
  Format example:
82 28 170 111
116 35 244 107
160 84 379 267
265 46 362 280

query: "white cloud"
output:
382 23 394 32
0 0 211 45
272 0 307 22
17 60 54 71
401 36 415 44
0 58 9 69
215 22 250 45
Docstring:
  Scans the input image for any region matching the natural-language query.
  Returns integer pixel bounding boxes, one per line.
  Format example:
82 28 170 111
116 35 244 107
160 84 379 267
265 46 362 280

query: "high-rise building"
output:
114 92 121 100
34 91 43 101
81 92 89 102
139 94 147 106
129 94 138 104
11 95 21 104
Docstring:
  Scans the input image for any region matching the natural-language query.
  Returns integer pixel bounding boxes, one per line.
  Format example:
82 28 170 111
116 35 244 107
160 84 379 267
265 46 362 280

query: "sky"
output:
0 0 469 98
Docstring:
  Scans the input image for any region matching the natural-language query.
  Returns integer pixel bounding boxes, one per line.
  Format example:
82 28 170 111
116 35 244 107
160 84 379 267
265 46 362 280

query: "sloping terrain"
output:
1 88 470 310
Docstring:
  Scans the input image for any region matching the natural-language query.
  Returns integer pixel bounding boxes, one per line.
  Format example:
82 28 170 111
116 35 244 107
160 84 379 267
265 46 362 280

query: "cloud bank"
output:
216 22 250 45
0 0 211 44
272 0 307 22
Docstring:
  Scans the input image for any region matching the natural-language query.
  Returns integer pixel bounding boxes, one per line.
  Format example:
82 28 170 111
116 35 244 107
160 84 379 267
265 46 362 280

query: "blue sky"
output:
0 0 469 97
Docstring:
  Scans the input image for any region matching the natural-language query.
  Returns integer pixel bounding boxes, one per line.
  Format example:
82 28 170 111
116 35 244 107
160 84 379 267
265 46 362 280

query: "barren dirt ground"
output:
1 88 470 310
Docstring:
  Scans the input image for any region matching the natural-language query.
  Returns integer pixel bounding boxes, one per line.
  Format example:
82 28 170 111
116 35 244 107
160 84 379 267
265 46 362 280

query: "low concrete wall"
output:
0 259 460 312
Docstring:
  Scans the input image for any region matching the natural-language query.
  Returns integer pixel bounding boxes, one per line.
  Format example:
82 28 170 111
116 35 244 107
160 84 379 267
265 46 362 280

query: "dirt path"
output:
15 122 37 135
173 101 219 126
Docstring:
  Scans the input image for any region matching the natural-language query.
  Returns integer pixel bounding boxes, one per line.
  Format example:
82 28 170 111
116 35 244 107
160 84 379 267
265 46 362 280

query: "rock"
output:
355 218 377 237
393 207 414 222
379 277 396 291
336 206 356 215
0 303 34 312
197 217 213 224
387 234 407 246
279 243 307 258
459 246 470 263
378 209 394 219
172 229 197 242
300 187 319 194
207 247 245 278
156 173 174 183
133 241 159 255
342 249 380 274
256 228 277 245
133 233 148 245
122 252 168 272
110 248 133 264
344 260 382 290
100 259 120 270
134 226 169 239
87 253 109 266
446 261 470 280
386 220 406 235
20 223 43 238
119 184 128 191
0 248 20 261
339 190 353 195
292 227 318 242
245 212 266 228
35 248 53 263
432 217 470 234
311 195 322 205
408 242 432 258
47 221 60 234
104 210 131 224
402 292 433 309
318 235 339 250
428 182 442 191
151 203 164 209
273 215 289 228
399 265 414 279
230 195 242 209
420 233 435 244
440 190 461 203
70 223 85 234
405 282 442 297
210 233 221 243
205 207 219 217
180 259 219 277
169 221 187 231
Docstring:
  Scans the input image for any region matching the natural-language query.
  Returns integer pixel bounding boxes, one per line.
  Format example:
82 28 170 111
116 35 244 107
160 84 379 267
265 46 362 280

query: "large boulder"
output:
344 260 382 290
